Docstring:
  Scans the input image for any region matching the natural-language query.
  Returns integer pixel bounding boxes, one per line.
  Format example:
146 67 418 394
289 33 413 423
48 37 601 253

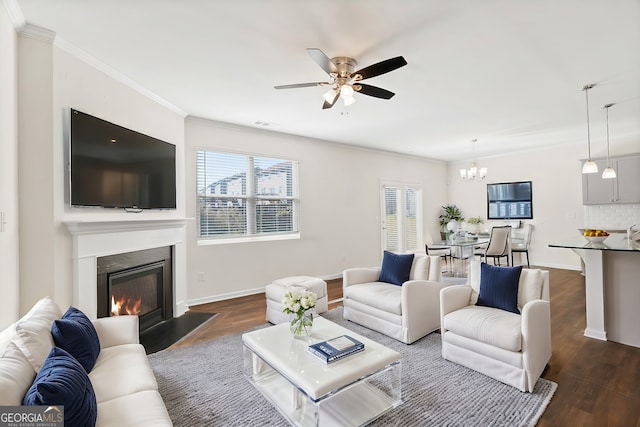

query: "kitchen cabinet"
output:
582 153 640 205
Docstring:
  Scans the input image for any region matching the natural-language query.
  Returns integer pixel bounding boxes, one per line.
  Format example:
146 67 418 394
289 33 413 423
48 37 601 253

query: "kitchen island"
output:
549 233 640 348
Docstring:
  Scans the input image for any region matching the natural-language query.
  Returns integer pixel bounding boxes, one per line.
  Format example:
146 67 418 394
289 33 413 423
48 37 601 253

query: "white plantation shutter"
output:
197 150 299 240
383 187 400 251
404 187 418 250
382 184 422 253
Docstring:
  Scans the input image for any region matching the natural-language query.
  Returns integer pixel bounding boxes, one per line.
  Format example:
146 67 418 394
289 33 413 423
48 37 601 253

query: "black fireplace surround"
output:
97 246 173 332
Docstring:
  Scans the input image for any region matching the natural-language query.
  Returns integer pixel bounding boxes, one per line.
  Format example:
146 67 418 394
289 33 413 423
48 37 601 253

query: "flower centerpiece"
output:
282 288 317 338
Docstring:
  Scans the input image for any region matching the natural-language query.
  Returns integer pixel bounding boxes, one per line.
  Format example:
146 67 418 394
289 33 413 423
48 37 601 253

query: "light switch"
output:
0 212 5 232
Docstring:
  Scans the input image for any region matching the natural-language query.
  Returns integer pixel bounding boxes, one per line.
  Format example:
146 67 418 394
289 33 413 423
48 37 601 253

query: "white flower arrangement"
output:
282 288 317 316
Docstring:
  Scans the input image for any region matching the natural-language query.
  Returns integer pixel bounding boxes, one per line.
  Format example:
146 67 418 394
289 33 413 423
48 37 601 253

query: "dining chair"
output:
472 241 489 260
512 224 533 268
479 225 512 266
425 231 451 272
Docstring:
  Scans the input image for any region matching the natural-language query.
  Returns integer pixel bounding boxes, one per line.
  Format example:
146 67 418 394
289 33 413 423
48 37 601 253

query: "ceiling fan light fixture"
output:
340 84 354 98
323 88 338 104
339 84 356 106
343 94 356 106
340 84 353 97
275 49 407 110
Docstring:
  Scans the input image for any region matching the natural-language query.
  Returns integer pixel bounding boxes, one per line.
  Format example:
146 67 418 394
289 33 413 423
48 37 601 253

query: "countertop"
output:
548 233 640 252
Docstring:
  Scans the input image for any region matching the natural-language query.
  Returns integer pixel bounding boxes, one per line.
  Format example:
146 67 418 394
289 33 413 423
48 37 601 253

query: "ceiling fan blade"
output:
356 83 395 99
274 82 330 89
322 91 340 109
354 56 407 80
307 48 338 75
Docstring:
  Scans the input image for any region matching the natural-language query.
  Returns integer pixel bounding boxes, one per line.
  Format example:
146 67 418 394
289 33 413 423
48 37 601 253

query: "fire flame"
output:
111 295 142 316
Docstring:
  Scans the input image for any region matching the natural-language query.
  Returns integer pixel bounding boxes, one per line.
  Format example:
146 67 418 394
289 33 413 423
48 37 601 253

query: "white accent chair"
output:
343 254 446 344
439 261 551 392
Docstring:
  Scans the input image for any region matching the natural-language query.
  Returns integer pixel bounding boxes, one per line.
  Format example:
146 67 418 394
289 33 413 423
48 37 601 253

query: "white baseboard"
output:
187 285 267 308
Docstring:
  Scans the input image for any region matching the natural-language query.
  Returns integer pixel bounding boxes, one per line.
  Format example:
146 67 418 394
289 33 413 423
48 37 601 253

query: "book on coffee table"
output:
308 335 364 364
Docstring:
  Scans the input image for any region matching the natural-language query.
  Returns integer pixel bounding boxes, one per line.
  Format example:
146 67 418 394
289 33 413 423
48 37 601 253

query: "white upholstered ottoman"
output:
265 276 329 324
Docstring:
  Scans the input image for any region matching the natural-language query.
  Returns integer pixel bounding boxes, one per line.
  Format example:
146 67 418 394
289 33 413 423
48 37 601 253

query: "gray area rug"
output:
148 307 557 426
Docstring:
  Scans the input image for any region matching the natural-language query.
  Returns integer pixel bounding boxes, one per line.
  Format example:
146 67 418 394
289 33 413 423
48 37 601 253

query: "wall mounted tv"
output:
487 181 533 220
69 108 176 209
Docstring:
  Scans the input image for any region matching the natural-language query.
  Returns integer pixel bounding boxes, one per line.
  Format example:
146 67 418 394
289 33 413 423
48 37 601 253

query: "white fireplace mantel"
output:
65 218 188 236
64 218 189 319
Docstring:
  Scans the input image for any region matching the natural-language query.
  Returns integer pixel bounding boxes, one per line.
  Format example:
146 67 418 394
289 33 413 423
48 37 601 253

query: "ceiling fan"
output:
274 48 407 109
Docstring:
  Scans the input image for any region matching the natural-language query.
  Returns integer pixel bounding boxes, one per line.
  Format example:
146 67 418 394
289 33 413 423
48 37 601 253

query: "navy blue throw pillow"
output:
378 251 415 286
51 306 101 373
23 347 97 427
476 262 522 314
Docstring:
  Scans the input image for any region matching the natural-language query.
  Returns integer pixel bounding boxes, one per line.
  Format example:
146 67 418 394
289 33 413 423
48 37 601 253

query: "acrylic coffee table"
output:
242 317 401 426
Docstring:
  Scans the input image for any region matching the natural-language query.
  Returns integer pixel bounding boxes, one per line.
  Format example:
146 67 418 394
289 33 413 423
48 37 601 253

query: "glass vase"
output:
290 310 313 338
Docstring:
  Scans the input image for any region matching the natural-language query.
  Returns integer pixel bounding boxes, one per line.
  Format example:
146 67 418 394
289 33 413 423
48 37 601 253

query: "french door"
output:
381 183 422 253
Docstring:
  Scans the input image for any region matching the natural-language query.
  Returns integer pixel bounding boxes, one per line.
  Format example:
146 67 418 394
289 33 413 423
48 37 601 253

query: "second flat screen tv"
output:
487 181 533 220
69 108 176 210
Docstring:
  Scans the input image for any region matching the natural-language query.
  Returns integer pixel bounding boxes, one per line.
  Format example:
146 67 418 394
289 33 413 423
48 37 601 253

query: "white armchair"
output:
440 261 551 392
343 253 446 344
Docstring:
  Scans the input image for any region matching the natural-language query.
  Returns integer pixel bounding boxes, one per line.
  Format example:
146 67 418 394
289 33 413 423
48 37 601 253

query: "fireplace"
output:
97 246 173 332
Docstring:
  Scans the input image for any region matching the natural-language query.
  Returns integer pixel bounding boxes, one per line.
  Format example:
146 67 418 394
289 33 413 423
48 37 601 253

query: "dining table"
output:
434 235 489 277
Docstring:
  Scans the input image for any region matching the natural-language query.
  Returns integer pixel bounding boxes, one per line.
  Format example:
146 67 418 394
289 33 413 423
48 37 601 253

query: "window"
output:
197 150 299 242
382 184 422 252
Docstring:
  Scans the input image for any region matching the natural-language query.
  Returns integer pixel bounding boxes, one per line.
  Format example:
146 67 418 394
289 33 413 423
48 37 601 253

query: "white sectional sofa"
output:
0 297 172 426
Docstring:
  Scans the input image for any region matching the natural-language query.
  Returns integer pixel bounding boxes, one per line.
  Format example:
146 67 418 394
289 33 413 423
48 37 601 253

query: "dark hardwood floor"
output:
181 268 640 426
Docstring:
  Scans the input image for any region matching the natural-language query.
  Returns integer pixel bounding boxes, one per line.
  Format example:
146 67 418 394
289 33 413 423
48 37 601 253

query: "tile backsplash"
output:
584 204 640 231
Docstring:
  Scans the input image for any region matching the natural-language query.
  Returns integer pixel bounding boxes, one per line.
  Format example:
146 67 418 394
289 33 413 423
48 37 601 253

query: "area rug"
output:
148 307 556 426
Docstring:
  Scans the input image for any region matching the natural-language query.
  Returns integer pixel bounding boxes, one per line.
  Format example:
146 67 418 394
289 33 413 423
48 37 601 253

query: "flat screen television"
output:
487 181 533 220
69 108 176 209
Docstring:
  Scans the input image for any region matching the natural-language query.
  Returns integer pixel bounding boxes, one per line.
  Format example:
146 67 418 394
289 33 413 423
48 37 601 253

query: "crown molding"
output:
54 36 187 118
20 23 55 42
2 0 25 31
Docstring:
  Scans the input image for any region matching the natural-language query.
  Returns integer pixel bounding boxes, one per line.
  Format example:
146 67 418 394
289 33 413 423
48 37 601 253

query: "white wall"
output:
16 30 186 316
448 142 640 270
0 3 20 329
18 31 56 317
185 118 449 304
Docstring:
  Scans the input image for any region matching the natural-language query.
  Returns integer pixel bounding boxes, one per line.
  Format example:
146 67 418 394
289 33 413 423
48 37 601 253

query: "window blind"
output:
197 150 299 240
382 184 421 252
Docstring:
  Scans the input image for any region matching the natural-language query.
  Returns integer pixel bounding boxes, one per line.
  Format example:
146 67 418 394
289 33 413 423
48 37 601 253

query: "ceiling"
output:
12 0 640 162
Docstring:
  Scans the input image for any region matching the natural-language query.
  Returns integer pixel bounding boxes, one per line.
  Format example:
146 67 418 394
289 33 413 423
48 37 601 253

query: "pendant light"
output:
459 139 487 181
581 84 598 174
602 103 616 179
